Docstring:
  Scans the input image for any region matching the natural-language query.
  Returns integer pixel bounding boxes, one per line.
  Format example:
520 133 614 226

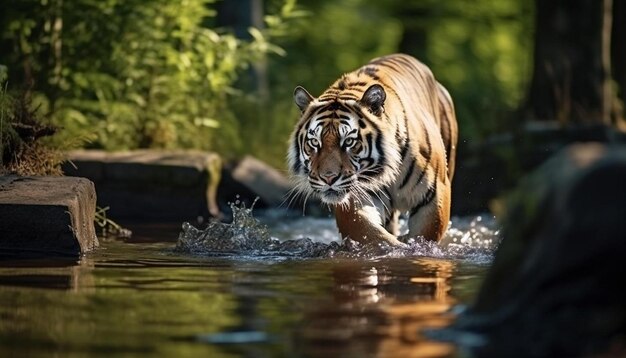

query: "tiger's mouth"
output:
319 188 349 205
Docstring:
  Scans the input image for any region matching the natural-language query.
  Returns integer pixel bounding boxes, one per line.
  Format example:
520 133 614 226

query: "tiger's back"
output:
289 54 457 245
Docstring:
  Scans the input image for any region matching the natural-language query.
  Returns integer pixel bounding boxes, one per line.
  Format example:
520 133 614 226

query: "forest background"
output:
0 0 623 171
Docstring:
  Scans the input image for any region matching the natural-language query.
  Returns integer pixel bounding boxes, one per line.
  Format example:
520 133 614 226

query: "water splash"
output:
175 202 500 261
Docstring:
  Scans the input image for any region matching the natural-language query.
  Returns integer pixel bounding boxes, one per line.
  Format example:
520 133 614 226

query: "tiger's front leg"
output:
334 198 405 247
400 178 451 242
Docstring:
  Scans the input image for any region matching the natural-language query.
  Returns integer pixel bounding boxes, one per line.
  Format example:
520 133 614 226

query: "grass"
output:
0 83 64 176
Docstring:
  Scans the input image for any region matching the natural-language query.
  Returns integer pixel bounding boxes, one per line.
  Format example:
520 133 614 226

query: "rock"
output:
0 176 98 256
218 155 325 215
62 150 221 221
218 156 288 208
231 156 291 207
444 143 626 357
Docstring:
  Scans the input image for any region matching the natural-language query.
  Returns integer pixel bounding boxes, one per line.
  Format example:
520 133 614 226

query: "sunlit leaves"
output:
0 0 299 151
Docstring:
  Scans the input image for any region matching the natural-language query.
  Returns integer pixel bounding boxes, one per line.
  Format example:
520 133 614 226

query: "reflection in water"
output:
297 259 457 358
0 215 493 357
0 257 94 292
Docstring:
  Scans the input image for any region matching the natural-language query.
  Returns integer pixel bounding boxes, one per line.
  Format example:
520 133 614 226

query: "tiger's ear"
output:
294 86 314 112
361 84 386 115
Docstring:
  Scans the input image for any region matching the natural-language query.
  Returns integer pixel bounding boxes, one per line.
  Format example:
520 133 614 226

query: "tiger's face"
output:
288 84 398 205
299 109 359 205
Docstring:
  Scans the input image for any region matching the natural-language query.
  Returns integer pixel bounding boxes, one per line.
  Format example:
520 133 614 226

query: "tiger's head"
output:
288 83 401 206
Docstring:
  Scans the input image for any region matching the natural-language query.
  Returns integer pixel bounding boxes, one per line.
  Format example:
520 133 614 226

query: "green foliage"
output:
232 0 402 168
1 0 533 167
0 0 300 152
233 0 533 167
423 0 534 140
269 0 403 96
0 73 66 176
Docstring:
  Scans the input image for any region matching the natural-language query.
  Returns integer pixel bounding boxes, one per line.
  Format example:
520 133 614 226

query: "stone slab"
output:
0 176 98 256
62 150 222 221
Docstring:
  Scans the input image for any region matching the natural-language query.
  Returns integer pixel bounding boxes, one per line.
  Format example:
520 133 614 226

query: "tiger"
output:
288 53 458 247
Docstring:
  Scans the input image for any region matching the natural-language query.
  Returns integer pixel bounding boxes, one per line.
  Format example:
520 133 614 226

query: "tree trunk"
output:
215 0 268 101
522 0 616 125
395 5 428 62
612 0 625 124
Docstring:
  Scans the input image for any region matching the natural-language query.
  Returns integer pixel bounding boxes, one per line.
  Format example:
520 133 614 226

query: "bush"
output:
0 0 302 153
0 70 64 176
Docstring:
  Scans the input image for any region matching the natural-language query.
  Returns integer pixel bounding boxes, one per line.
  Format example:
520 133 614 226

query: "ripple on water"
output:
175 202 500 263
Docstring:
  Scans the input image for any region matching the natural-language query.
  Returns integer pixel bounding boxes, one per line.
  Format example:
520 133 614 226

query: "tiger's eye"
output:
344 138 355 147
308 138 319 148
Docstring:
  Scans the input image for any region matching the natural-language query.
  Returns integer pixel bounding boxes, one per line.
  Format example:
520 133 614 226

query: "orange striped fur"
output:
289 54 458 246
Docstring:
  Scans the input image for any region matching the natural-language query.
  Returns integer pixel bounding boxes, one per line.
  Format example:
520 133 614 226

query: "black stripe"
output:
315 113 334 121
441 107 451 164
439 87 453 169
384 214 391 228
393 55 420 73
375 132 385 168
408 121 432 187
359 66 379 80
359 158 374 168
352 104 385 168
373 82 407 145
400 158 415 188
375 61 403 73
353 104 382 133
399 137 409 160
409 180 436 217
365 133 373 157
413 161 430 188
292 136 302 173
394 124 402 147
383 186 392 198
419 121 432 159
383 187 393 206
311 121 324 132
347 81 368 87
313 105 328 115
358 167 384 178
357 164 393 182
323 101 350 112
370 57 390 65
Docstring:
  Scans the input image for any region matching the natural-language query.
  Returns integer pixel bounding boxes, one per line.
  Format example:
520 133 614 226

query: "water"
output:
0 207 499 357
176 203 499 261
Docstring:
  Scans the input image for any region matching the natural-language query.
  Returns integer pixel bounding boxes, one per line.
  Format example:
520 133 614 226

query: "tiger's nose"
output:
321 171 339 185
